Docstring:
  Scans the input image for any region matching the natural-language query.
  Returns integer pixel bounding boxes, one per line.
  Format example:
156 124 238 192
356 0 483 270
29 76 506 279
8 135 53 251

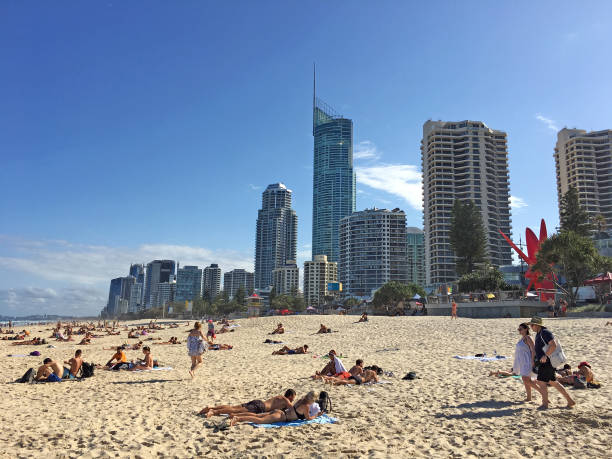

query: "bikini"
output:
282 406 305 422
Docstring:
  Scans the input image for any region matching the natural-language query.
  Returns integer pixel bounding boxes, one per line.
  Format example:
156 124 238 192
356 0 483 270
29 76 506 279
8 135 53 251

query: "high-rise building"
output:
107 276 135 316
272 261 299 295
223 269 254 299
152 281 176 308
555 128 612 230
421 120 512 285
304 255 338 307
128 263 145 310
175 265 202 303
128 283 143 313
203 264 222 301
312 76 355 263
406 227 426 286
339 208 409 297
144 260 176 308
254 183 298 289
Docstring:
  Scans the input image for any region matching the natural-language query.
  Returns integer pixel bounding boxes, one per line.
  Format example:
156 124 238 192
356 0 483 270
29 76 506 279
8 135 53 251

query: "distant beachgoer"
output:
451 300 458 319
358 313 368 323
317 324 331 334
326 369 378 385
129 346 153 371
558 361 595 386
270 323 285 335
207 320 216 340
200 389 296 417
272 345 308 355
230 391 320 426
187 322 207 378
529 317 575 409
62 349 83 379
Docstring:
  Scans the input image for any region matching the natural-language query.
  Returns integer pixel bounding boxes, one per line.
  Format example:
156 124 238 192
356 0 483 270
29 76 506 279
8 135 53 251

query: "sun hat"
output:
527 317 544 326
578 361 591 369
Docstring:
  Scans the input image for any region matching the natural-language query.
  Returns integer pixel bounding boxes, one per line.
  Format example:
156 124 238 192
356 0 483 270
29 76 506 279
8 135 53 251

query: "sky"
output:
1 1 611 316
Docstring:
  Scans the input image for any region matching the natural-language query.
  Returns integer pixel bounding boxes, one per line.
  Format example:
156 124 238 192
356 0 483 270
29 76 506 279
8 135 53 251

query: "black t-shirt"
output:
535 328 554 361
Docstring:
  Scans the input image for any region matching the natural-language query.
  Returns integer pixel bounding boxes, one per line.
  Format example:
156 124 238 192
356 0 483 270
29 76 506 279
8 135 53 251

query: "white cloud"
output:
356 164 422 211
510 196 528 209
535 114 559 132
354 140 381 161
0 286 106 317
248 184 262 191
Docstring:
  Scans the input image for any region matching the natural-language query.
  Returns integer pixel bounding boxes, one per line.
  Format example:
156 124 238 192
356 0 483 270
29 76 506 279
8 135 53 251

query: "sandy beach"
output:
1 315 610 458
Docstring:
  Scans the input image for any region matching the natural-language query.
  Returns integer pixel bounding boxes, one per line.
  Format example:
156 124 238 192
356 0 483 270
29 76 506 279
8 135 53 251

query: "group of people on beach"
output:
31 349 83 382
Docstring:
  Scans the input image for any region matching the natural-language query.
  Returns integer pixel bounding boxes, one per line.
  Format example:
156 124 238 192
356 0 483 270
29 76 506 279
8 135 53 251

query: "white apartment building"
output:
421 120 512 285
555 128 612 229
272 261 299 295
303 255 338 307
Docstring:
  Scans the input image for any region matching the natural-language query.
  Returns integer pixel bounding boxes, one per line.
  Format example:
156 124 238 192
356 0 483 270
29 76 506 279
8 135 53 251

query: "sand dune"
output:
1 316 610 458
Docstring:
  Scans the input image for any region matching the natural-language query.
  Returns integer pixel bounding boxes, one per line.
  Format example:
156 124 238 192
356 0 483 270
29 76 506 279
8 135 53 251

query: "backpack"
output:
17 368 35 383
318 391 332 414
80 362 94 378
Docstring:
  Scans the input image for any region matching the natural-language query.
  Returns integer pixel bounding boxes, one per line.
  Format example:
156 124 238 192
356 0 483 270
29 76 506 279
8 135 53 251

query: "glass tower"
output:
312 79 355 262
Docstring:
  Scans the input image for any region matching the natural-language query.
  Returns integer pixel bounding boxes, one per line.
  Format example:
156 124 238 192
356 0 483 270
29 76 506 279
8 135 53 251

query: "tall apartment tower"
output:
175 265 203 303
555 128 612 230
223 269 254 299
203 264 222 301
272 261 299 295
421 120 512 285
303 255 338 307
406 227 426 286
254 183 298 289
312 73 356 262
144 260 176 308
107 276 135 316
339 208 409 297
128 264 145 310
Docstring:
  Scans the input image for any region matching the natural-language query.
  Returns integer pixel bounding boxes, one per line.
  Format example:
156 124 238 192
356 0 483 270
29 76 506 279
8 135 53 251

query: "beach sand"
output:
1 316 610 458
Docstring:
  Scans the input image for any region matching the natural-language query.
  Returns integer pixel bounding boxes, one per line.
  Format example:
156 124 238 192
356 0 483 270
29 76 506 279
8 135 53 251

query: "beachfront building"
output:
202 263 221 301
107 276 135 316
312 82 355 263
406 227 426 287
151 281 176 309
128 263 146 309
144 260 176 309
272 261 299 295
555 128 612 230
339 208 409 297
254 183 298 289
304 255 338 307
421 120 512 285
223 269 254 299
128 283 143 313
175 265 202 303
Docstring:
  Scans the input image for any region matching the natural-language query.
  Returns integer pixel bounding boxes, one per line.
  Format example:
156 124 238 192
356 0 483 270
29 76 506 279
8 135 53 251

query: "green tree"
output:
532 230 612 306
593 214 609 239
235 286 246 306
372 282 426 315
449 200 488 276
343 297 361 308
291 294 306 312
559 187 594 237
457 265 507 293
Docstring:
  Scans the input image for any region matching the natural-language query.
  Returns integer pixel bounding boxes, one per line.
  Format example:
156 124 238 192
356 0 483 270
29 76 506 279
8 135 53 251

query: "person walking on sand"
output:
511 323 543 402
187 322 207 378
451 299 458 319
528 317 575 410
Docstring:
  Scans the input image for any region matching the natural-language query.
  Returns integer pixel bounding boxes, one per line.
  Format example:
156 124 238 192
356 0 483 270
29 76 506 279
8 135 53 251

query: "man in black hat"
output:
528 317 575 410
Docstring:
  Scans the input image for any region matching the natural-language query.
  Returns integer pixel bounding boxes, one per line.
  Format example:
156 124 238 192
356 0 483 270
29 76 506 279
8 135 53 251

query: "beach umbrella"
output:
584 272 612 285
306 306 317 311
412 294 421 299
336 306 345 311
486 293 495 299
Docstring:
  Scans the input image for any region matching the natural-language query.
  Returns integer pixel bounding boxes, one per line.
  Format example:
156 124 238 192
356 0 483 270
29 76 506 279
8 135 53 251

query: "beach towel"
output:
454 355 507 362
132 366 173 372
250 414 338 428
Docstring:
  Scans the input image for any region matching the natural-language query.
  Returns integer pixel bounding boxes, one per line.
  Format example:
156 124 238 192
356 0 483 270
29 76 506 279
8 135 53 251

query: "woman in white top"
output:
513 322 542 401
186 322 207 378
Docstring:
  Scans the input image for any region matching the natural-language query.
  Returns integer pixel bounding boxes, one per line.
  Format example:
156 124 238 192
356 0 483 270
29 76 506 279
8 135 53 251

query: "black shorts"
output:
242 399 265 414
349 374 362 385
536 361 556 383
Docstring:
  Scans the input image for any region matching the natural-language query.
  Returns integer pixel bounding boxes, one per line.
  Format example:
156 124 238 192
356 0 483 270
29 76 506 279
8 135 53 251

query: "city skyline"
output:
1 2 611 315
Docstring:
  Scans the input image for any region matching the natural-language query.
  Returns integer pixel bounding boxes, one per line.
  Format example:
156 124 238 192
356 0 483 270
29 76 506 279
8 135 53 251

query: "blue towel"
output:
251 414 338 428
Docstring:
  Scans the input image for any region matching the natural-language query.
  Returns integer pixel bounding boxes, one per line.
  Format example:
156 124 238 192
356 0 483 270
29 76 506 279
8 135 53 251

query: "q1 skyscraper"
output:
312 69 356 262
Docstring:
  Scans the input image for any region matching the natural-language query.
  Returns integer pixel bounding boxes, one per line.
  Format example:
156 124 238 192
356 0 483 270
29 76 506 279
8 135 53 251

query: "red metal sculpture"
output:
499 219 555 301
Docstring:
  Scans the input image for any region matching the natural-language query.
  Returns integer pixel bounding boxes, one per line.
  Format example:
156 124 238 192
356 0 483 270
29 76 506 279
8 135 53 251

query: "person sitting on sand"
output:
35 358 63 382
230 391 321 426
128 330 139 339
272 345 308 355
270 323 285 335
317 324 332 334
63 349 83 379
313 350 347 378
217 325 235 334
129 346 153 371
358 313 368 323
200 389 296 417
105 346 128 370
130 341 143 350
79 333 92 345
558 361 595 386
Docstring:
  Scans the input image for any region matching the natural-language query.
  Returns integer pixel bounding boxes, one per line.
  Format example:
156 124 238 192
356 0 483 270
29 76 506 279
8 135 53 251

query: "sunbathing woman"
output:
358 313 368 323
317 324 332 334
129 346 154 371
272 345 308 355
270 323 285 335
201 390 296 417
230 391 320 426
558 361 595 385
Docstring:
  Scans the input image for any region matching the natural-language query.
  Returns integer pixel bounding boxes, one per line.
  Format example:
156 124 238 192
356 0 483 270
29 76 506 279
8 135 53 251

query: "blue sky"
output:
1 1 611 315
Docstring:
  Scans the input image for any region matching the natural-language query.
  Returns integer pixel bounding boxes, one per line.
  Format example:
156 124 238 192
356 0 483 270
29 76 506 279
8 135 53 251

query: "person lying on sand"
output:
217 326 235 334
35 358 63 381
558 361 595 385
317 324 332 334
229 391 321 426
324 369 379 385
209 343 233 350
63 349 83 379
105 346 128 370
270 323 285 335
264 339 283 344
313 350 347 378
11 337 45 346
488 369 517 377
272 345 308 355
200 389 296 418
129 346 153 371
155 336 180 345
358 313 368 323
